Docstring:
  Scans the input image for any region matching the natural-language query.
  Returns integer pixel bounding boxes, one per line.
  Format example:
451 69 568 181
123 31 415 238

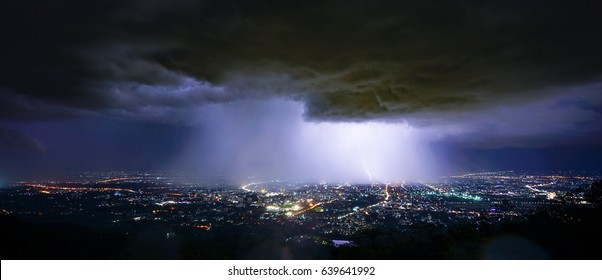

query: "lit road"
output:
291 200 335 217
337 184 391 219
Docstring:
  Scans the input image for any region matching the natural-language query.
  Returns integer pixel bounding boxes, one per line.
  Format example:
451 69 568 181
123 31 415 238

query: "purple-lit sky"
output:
1 0 601 183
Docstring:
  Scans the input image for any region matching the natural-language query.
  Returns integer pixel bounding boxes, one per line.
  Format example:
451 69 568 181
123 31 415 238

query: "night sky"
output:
1 0 601 183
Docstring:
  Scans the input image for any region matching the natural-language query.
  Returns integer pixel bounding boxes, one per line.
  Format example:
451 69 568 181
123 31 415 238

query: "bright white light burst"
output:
176 99 441 183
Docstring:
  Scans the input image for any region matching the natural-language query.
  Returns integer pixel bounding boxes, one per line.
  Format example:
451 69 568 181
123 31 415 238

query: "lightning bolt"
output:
363 156 373 183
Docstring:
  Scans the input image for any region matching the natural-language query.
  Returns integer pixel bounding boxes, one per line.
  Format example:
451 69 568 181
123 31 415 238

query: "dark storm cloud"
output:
1 0 602 123
0 127 45 153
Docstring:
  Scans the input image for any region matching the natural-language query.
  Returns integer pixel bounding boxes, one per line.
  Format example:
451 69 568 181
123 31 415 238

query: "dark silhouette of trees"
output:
585 180 602 205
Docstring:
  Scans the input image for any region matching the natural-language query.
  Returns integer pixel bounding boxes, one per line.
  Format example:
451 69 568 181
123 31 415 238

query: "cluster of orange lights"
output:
28 184 136 193
96 177 130 184
194 224 211 230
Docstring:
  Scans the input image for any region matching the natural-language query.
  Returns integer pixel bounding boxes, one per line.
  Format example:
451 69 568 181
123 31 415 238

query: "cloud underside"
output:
1 0 601 124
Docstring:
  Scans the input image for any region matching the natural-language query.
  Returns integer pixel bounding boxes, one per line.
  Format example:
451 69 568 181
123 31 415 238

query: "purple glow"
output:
171 99 442 183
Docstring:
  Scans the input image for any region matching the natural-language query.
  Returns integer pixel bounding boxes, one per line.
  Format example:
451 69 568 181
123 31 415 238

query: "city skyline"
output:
2 169 600 259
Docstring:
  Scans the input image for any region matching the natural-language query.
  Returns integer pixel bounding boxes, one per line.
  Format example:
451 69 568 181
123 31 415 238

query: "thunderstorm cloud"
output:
1 0 601 147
